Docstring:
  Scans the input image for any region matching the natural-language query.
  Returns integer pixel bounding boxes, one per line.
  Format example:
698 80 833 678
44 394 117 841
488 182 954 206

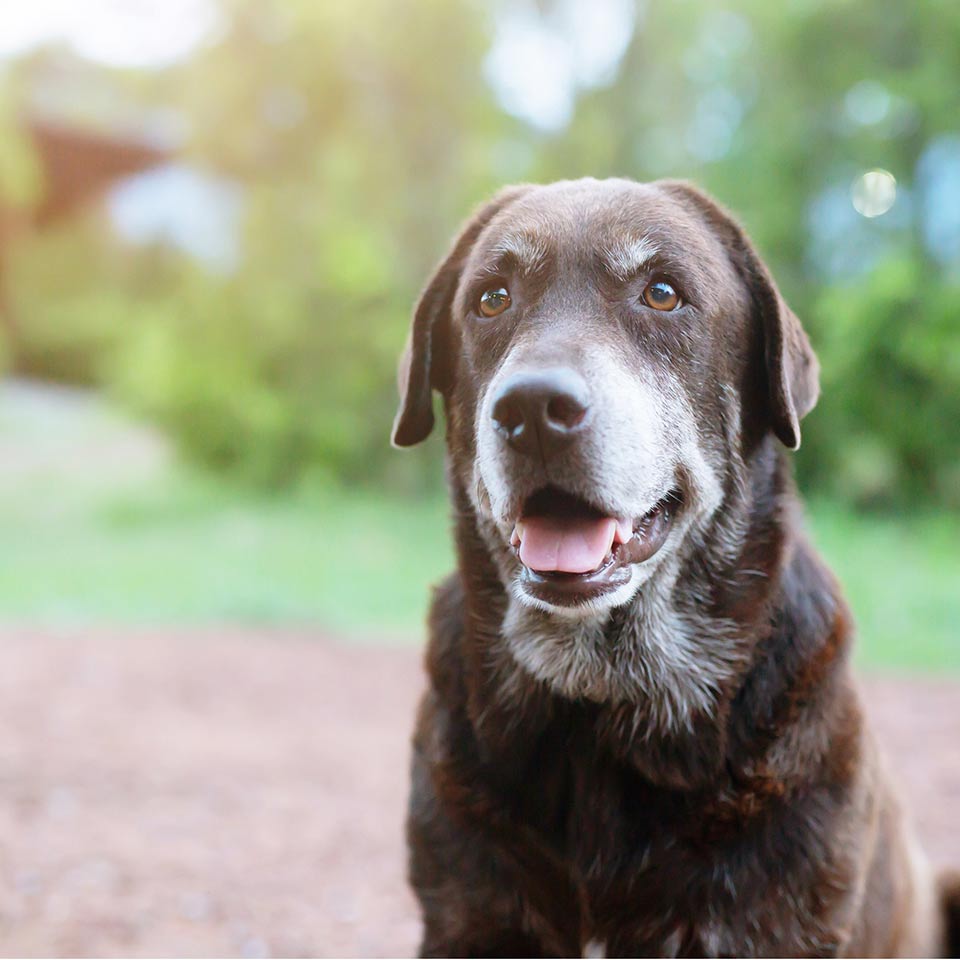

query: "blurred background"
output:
0 0 958 955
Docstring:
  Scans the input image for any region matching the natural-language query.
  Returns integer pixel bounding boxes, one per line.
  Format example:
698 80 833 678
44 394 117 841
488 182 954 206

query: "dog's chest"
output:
500 734 690 897
495 734 825 957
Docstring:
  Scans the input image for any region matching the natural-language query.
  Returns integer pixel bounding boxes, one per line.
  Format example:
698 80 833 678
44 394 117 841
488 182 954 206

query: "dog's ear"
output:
659 181 820 450
391 186 532 448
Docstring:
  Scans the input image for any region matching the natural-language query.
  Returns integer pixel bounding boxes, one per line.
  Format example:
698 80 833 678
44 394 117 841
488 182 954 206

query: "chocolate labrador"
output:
391 178 958 957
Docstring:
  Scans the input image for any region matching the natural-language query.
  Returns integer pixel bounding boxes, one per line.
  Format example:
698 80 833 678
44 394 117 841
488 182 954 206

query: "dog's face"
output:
393 179 818 622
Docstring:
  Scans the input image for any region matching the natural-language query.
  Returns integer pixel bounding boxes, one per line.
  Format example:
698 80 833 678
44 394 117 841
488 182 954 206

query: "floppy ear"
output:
391 186 532 448
659 181 820 450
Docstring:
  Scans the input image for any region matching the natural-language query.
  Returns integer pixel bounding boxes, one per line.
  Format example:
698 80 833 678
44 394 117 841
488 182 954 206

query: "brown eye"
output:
642 280 680 311
478 287 511 318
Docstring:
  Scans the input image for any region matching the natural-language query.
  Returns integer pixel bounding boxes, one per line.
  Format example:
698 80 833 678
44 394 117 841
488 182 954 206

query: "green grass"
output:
0 465 956 667
806 501 960 670
0 471 452 638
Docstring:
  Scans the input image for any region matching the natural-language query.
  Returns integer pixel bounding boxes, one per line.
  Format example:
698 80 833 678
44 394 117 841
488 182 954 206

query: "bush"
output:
799 258 960 507
105 268 437 490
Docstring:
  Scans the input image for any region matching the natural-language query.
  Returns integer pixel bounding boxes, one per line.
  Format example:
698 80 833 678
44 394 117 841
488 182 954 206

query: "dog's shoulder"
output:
423 571 468 704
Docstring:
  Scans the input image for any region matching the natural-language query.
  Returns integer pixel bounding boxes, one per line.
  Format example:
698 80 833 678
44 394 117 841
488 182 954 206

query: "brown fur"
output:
393 179 950 957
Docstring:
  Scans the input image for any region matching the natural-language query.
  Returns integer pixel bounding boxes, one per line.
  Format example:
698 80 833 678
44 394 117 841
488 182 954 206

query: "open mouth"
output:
510 485 680 605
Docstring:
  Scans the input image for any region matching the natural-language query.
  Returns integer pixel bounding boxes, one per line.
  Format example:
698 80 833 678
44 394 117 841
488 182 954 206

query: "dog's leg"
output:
407 745 577 958
420 923 554 959
941 870 960 957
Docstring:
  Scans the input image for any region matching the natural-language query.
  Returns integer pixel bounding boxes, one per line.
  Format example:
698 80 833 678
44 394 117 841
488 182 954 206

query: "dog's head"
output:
392 178 818 621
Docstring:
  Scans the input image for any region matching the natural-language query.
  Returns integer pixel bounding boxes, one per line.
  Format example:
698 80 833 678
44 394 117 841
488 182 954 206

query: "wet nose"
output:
490 368 591 458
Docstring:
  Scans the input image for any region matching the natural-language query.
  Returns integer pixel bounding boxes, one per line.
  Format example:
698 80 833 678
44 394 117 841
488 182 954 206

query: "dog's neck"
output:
448 436 852 790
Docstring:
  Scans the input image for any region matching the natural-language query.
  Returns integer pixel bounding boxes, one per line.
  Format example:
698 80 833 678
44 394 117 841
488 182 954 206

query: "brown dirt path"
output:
0 627 957 957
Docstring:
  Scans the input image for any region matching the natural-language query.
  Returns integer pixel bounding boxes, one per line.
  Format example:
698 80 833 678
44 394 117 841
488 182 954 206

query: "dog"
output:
391 178 959 957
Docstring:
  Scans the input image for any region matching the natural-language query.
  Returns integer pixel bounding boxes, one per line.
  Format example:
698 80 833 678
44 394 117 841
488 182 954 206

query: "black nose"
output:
490 368 591 458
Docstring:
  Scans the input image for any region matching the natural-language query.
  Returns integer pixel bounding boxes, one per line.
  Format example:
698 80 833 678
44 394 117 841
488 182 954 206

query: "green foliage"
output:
10 224 127 384
803 259 960 506
0 87 43 208
6 0 960 503
108 271 405 486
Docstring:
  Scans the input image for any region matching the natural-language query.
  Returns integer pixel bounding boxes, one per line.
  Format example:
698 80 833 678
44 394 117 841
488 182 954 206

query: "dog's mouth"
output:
510 485 680 606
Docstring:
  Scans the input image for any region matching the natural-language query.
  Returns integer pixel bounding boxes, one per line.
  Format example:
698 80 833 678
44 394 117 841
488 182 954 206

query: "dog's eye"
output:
478 287 512 318
642 280 680 312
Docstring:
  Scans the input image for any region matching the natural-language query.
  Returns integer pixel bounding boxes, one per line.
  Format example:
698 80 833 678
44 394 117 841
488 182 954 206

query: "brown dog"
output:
392 179 958 957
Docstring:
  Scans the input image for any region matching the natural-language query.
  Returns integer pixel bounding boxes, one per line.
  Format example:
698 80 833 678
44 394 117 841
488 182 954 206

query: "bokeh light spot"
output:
845 80 891 126
851 169 897 218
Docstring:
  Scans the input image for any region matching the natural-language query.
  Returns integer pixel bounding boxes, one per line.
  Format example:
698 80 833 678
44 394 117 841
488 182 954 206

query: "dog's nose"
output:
490 368 590 458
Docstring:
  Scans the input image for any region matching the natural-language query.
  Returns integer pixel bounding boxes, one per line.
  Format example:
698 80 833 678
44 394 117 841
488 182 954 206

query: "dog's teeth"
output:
614 518 633 544
511 524 523 548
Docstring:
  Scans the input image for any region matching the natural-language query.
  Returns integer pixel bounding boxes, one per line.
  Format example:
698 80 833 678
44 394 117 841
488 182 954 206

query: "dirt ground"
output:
0 628 957 958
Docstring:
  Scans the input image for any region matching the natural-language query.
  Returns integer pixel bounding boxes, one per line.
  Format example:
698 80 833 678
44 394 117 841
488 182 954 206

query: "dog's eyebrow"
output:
600 236 660 281
485 232 550 277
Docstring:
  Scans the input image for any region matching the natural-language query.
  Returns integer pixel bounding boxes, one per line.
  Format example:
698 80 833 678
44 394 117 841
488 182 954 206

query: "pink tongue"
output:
518 515 617 574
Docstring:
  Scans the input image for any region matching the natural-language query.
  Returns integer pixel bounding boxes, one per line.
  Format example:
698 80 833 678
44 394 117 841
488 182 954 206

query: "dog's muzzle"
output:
482 365 682 609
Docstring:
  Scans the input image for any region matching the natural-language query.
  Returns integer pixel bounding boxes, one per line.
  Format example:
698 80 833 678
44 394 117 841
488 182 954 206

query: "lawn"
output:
0 460 957 668
0 470 451 637
804 501 959 670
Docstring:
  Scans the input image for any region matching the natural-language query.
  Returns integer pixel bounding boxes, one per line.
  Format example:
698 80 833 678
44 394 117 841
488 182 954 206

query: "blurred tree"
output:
109 0 512 487
540 0 960 503
0 87 42 357
4 0 959 503
1 53 168 368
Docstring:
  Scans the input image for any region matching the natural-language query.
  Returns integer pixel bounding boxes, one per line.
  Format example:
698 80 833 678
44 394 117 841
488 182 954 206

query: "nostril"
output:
492 395 525 435
546 394 587 431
